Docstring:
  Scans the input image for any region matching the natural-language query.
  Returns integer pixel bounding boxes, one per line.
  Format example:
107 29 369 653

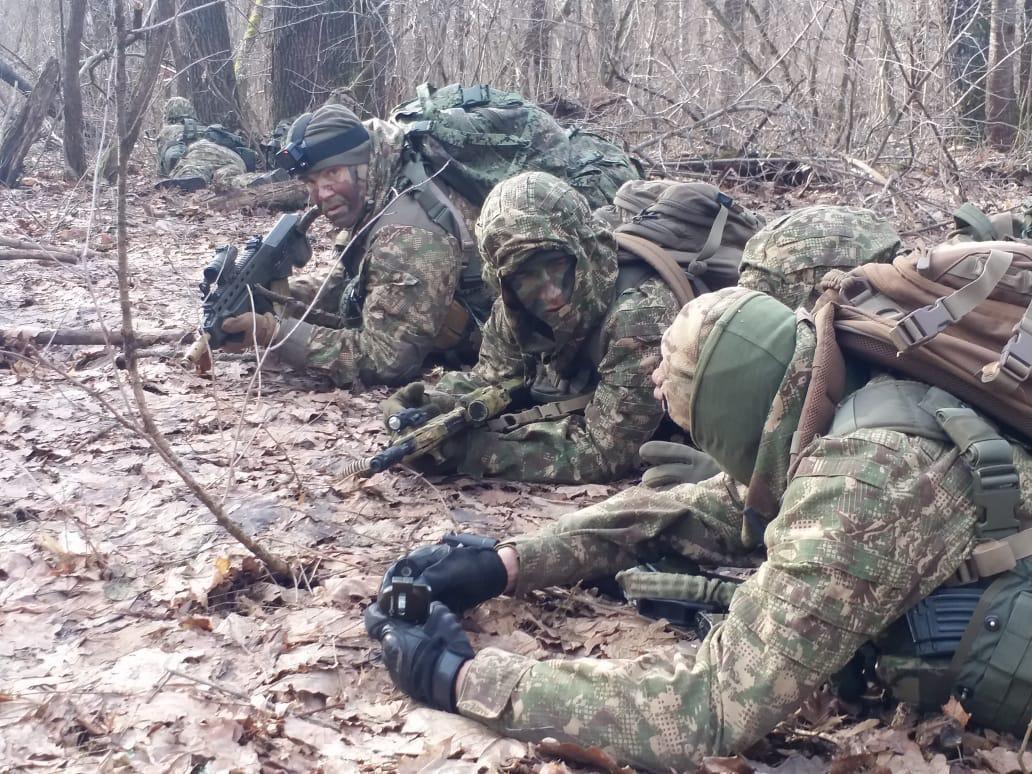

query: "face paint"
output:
504 252 575 328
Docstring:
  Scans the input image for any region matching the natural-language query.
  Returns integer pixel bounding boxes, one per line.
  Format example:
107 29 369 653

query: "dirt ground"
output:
1 155 1030 773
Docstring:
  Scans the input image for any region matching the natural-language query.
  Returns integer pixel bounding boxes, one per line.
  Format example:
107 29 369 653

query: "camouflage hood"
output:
476 171 618 361
164 97 196 123
353 118 408 232
663 287 816 544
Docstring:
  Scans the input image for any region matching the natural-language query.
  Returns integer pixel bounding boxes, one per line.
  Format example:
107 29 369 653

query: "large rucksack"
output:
806 240 1032 440
613 182 765 305
565 128 643 210
390 83 572 205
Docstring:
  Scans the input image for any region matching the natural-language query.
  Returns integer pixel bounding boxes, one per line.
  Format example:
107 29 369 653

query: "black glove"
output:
378 534 508 620
364 601 474 712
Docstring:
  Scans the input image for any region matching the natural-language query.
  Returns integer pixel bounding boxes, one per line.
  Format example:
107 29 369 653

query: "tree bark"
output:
100 0 174 181
0 58 61 187
270 0 381 122
0 57 33 95
986 0 1020 149
176 0 240 127
62 0 88 177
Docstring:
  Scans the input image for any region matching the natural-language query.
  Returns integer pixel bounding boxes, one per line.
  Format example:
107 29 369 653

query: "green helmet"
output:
163 97 196 123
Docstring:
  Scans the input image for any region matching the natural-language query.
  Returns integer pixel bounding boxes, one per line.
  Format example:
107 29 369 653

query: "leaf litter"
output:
1 152 1030 771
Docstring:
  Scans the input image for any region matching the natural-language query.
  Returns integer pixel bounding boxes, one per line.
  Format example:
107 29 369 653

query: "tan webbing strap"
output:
613 232 696 307
982 299 1032 390
791 303 846 465
487 393 593 432
891 249 1014 351
959 527 1032 581
695 201 729 264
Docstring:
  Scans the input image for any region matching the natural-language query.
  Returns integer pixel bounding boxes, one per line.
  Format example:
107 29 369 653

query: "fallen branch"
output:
206 179 309 213
1 248 84 264
0 236 102 260
0 327 190 348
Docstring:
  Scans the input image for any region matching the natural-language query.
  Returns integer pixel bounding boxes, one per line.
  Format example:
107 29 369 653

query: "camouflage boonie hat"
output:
738 205 901 310
477 171 618 357
164 97 196 123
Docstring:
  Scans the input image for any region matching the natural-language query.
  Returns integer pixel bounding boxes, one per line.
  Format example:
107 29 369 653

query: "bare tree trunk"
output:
523 0 551 95
62 0 88 177
0 57 61 187
835 0 865 149
177 0 240 127
100 0 173 180
987 0 1020 148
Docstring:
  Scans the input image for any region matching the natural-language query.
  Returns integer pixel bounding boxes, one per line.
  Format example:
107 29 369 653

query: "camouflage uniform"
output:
425 172 681 484
455 288 1032 771
274 118 488 387
155 98 248 186
738 205 901 310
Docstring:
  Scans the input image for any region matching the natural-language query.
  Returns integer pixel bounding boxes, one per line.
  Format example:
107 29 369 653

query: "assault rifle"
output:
341 378 525 478
183 207 333 368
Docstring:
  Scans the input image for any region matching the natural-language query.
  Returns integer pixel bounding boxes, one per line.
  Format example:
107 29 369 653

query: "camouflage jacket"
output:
455 320 1032 770
434 273 679 484
278 119 486 387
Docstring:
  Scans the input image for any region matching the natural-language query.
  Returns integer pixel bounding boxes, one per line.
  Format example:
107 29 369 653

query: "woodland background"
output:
3 0 1032 772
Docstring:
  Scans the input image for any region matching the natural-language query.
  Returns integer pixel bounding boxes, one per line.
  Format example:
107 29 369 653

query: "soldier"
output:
155 97 279 193
365 285 1032 771
217 103 494 387
380 171 682 483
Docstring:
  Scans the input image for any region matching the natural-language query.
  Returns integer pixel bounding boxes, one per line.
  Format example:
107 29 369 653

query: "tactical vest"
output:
336 149 492 353
819 378 1032 734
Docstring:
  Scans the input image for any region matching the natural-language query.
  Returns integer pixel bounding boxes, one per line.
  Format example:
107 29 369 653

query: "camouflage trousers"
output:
173 139 246 185
457 428 980 771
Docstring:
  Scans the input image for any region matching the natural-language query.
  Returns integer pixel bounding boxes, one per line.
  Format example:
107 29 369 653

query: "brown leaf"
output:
699 756 755 774
976 747 1032 774
941 697 971 728
537 738 634 774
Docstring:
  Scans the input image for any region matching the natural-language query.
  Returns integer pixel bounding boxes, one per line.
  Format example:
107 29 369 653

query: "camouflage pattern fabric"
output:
432 172 680 483
275 119 484 387
171 138 247 184
738 205 902 310
163 96 195 122
453 286 1032 770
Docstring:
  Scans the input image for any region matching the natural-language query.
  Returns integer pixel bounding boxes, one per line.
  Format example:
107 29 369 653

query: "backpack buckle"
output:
890 301 953 350
992 319 1032 384
971 460 1021 538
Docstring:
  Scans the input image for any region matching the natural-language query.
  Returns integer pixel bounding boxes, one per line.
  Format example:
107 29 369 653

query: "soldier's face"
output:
303 164 367 229
504 252 575 326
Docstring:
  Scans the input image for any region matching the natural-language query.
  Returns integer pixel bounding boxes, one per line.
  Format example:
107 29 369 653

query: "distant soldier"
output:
155 97 282 192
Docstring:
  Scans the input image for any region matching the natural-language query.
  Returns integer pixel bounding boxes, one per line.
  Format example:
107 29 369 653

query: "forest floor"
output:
2 148 1031 773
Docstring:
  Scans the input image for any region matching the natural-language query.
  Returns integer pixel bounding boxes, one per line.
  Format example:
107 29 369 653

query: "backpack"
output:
565 128 643 210
593 179 676 229
203 124 257 171
390 83 572 205
613 182 765 305
950 202 1029 243
805 240 1032 440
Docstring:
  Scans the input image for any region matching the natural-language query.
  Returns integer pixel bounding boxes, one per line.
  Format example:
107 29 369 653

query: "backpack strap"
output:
791 302 847 464
953 203 999 242
613 232 695 307
694 192 731 264
891 248 1014 350
982 299 1032 390
397 154 475 252
487 394 593 432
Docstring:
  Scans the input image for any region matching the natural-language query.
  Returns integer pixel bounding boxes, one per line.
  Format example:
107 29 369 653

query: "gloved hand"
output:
221 312 279 353
378 535 508 618
364 601 474 712
380 382 458 429
639 440 723 489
